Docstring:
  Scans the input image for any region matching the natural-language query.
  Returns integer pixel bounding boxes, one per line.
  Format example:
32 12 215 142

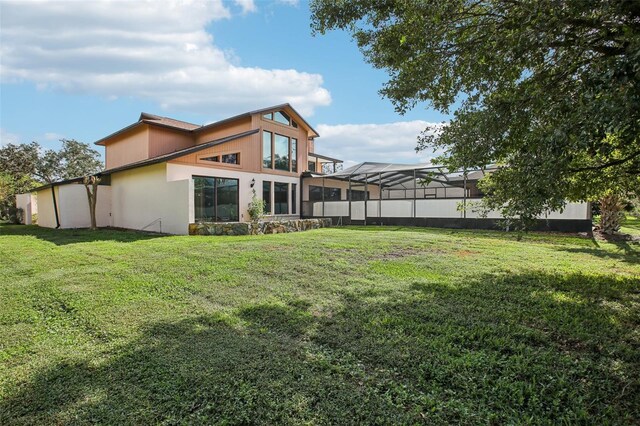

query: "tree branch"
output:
569 150 640 172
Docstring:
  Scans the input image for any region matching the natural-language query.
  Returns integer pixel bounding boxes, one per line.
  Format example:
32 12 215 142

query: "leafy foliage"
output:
247 189 266 222
0 140 102 218
311 0 640 227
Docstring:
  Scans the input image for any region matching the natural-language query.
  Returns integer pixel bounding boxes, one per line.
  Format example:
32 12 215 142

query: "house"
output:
27 104 342 234
20 104 591 234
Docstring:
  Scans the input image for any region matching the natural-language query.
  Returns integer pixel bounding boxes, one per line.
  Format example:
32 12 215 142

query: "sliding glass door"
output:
194 176 239 222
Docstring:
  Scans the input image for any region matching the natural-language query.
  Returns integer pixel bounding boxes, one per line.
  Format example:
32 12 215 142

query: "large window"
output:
263 131 298 173
263 110 298 128
274 134 289 171
263 180 271 214
263 131 272 169
309 185 341 201
274 182 288 214
194 176 239 222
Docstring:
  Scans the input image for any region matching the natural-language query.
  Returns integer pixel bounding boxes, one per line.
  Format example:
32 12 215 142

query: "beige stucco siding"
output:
105 126 150 169
166 163 301 221
110 163 191 235
16 193 37 224
35 188 58 228
57 185 112 228
34 185 111 229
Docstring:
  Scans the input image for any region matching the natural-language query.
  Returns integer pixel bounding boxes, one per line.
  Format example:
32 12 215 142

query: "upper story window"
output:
263 130 297 173
200 152 240 165
263 110 298 128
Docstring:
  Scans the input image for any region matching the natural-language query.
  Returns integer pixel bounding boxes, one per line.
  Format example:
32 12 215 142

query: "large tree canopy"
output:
0 139 102 218
311 0 640 229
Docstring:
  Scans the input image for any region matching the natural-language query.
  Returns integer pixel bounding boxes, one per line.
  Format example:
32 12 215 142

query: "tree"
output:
83 175 101 230
311 0 640 232
0 139 103 218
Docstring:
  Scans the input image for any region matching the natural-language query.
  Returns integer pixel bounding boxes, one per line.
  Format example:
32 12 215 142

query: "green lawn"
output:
621 215 640 236
1 225 638 424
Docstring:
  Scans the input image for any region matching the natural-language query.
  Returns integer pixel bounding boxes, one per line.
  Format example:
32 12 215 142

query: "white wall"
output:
57 184 112 228
34 185 111 229
35 188 58 228
111 163 191 235
15 193 37 224
308 199 590 220
166 163 301 221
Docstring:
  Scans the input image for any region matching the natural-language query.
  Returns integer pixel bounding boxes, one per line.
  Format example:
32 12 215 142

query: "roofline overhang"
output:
36 129 259 192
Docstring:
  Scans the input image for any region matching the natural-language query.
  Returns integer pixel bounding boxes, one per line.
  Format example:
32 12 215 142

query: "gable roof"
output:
95 103 318 146
195 104 320 138
138 112 200 131
34 129 259 191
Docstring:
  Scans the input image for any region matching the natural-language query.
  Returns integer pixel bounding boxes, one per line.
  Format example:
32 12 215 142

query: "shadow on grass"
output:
0 224 166 246
555 240 639 263
2 271 638 424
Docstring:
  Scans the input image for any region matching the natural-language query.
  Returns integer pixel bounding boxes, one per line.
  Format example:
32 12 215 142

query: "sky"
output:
0 0 449 167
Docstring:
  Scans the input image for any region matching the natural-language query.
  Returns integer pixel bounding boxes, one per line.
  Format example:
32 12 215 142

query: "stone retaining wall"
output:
189 218 332 236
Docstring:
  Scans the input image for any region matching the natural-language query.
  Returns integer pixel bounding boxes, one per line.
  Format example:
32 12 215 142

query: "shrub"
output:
247 189 265 222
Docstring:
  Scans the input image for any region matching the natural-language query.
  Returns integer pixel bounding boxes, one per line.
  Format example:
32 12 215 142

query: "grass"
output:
0 224 638 424
621 215 640 236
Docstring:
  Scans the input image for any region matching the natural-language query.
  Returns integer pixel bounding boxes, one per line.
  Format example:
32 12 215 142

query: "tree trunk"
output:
83 176 100 230
599 194 622 234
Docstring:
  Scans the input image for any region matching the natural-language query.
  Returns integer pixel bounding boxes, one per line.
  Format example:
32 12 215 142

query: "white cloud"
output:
44 132 64 141
315 121 446 166
0 0 331 117
234 0 257 14
0 128 20 146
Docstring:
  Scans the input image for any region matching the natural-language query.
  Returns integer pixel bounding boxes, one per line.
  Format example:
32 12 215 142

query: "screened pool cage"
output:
301 162 498 224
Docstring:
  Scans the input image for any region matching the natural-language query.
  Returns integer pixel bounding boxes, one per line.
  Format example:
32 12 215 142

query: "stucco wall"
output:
57 184 112 228
111 163 191 235
308 199 590 221
15 193 37 224
34 185 111 229
167 163 301 222
35 188 58 228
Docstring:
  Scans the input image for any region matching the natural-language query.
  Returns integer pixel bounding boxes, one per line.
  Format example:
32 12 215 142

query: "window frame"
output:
262 130 298 173
193 175 240 223
197 151 241 168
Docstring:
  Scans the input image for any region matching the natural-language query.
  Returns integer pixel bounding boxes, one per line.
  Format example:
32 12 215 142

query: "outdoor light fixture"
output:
250 178 255 188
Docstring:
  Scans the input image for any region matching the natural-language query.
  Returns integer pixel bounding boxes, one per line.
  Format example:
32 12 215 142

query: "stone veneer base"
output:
189 218 332 236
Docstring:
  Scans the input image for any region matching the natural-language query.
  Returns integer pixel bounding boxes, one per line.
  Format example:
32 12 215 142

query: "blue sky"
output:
0 0 448 166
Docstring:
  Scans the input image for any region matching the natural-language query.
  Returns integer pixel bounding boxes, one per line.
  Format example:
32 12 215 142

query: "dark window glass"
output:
291 138 297 172
348 189 369 201
326 187 341 201
292 183 297 214
309 185 322 201
274 134 289 171
309 185 341 201
201 155 219 162
291 120 298 128
274 182 288 214
263 112 273 120
263 181 271 214
194 176 238 222
216 178 238 221
222 153 239 164
308 161 316 172
274 111 290 125
194 177 215 221
263 131 272 169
